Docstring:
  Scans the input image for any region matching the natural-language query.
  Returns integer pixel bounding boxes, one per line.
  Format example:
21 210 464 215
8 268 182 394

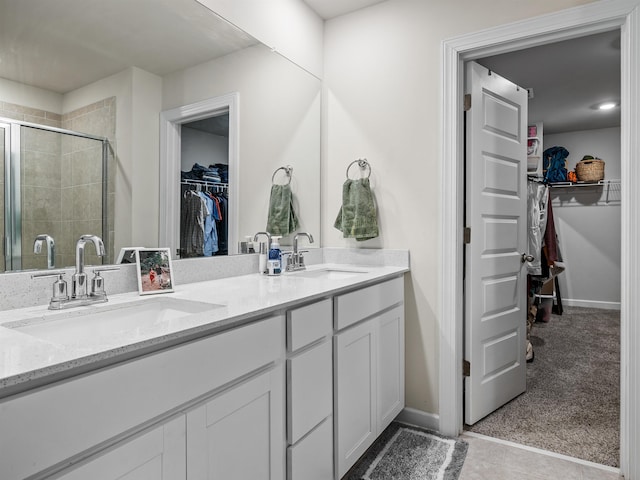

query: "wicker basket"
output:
575 158 605 182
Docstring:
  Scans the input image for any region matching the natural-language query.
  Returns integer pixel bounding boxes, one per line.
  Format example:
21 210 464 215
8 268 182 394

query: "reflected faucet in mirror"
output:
253 231 272 249
33 235 55 269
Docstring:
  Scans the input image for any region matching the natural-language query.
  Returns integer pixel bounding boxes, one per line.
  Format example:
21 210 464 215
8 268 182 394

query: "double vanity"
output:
0 251 408 480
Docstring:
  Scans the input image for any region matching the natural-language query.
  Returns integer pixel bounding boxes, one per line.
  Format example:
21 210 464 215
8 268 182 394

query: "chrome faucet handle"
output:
281 251 294 271
31 270 67 279
297 251 308 269
90 266 120 273
32 271 69 307
88 266 120 298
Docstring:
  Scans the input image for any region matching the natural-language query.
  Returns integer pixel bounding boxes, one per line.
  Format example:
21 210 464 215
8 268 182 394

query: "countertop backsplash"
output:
1 248 408 312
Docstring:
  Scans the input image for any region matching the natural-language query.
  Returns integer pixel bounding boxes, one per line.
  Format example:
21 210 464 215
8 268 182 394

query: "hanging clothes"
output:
180 182 228 257
527 181 549 276
198 191 219 256
180 189 206 257
214 193 228 255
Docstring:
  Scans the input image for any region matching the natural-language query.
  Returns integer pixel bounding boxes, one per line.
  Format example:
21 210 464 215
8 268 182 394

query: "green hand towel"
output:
334 178 379 241
266 184 298 236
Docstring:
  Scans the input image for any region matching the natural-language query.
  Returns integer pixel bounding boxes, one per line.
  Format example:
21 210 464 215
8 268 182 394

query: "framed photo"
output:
135 248 175 295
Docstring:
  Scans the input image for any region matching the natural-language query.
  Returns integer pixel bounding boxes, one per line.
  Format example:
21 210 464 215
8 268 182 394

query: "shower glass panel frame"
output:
1 117 110 272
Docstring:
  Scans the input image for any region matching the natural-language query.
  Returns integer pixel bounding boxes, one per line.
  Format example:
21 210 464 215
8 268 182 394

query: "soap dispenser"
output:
268 236 282 276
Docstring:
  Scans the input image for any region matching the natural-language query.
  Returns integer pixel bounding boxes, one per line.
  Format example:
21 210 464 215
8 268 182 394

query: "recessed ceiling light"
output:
598 102 618 110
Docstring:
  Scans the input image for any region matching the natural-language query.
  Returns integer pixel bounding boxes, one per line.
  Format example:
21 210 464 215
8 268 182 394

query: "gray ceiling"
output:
184 114 230 137
0 0 257 94
478 30 621 135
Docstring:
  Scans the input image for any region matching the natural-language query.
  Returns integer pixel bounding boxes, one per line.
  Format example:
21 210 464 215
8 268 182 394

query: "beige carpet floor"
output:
465 307 620 467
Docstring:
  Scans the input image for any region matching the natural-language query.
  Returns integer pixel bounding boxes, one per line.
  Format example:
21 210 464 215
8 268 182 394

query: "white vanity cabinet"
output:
186 365 284 480
0 268 407 480
0 315 285 480
286 299 334 480
333 277 405 479
56 416 186 480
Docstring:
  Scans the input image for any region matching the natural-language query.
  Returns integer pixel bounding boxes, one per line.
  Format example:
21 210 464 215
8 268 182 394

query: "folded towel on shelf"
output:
266 184 298 236
334 178 379 241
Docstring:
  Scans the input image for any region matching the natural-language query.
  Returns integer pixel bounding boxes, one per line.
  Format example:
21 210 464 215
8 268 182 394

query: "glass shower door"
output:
0 120 109 272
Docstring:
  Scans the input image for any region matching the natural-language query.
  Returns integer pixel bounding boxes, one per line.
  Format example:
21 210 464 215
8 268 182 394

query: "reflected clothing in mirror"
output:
180 185 228 258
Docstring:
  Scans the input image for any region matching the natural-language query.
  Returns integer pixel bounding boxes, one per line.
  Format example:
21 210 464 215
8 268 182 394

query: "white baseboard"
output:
396 407 439 432
562 299 621 310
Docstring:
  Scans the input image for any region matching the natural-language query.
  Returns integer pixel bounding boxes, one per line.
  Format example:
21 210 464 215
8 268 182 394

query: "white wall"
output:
195 0 324 78
545 127 621 308
162 43 321 245
0 77 62 114
322 0 597 416
181 128 228 171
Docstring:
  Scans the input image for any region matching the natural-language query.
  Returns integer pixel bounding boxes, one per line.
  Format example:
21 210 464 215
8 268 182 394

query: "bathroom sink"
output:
289 267 368 280
6 297 223 348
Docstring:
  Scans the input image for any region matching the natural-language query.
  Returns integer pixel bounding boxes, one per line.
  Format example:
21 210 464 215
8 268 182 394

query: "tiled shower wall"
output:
61 97 116 267
0 99 115 271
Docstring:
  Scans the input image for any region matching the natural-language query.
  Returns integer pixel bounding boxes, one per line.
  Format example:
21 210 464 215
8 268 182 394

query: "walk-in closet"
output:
465 30 622 468
179 114 230 258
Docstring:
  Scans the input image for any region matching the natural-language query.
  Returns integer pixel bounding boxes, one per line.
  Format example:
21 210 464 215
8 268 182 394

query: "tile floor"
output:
458 433 623 480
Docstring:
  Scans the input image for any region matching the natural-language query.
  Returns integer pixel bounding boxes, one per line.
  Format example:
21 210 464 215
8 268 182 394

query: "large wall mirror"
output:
0 0 321 273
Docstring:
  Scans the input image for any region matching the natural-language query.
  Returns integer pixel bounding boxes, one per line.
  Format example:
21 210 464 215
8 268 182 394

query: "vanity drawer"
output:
287 339 332 445
0 315 284 480
334 276 403 330
287 298 332 352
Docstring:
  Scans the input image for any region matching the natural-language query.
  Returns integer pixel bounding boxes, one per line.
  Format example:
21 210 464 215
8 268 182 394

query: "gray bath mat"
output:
343 422 468 480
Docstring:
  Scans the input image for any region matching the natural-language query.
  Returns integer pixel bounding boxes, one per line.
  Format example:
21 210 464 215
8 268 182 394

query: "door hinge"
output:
464 227 471 244
464 94 471 111
463 360 471 377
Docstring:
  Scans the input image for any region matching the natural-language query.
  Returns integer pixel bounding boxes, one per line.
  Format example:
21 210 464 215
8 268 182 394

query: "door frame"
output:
159 93 239 256
439 0 640 477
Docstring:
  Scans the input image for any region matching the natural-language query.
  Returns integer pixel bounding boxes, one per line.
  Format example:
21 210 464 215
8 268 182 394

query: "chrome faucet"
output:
285 232 314 272
73 235 106 298
33 234 55 269
32 234 119 310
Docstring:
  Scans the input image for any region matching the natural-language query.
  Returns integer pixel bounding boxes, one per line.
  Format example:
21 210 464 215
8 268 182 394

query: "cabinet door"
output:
187 366 285 480
57 416 186 480
377 305 405 432
334 320 377 479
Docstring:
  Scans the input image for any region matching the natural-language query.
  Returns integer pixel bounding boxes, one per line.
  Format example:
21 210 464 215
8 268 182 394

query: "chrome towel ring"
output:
272 165 293 185
346 158 371 179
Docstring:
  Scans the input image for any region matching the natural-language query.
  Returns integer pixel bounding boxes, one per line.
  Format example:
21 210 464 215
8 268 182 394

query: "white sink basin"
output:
289 267 368 281
6 297 223 348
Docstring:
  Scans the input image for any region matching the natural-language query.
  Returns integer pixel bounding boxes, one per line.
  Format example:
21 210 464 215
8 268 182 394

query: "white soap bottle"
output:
258 242 268 274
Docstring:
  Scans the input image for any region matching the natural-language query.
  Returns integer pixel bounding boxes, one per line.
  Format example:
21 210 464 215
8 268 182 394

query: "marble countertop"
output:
0 263 407 397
